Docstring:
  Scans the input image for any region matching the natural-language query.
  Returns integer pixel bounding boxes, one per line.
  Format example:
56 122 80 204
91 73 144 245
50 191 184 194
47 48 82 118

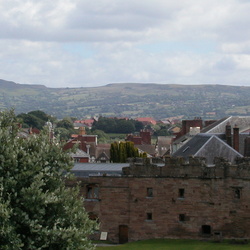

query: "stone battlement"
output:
123 156 250 179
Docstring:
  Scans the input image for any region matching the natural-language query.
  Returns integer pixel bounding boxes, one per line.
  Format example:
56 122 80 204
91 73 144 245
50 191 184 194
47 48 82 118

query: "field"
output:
96 239 250 250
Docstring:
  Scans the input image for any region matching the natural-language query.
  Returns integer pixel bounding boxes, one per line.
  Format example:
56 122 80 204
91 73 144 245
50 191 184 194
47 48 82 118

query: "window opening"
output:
179 214 185 222
202 225 211 235
179 188 185 198
147 188 153 197
147 213 152 220
233 187 241 199
87 185 99 199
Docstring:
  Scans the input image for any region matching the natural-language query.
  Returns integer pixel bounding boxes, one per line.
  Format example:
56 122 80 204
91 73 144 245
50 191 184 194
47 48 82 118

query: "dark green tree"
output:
56 118 74 130
110 141 119 163
17 110 54 130
119 142 127 163
17 113 44 129
110 141 139 163
0 110 96 249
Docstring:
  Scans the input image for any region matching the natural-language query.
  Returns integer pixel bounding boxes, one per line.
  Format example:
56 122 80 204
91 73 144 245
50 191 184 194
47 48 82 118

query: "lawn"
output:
96 239 250 250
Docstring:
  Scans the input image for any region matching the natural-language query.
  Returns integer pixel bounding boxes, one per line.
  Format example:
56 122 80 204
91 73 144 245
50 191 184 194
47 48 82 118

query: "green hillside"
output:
0 79 250 119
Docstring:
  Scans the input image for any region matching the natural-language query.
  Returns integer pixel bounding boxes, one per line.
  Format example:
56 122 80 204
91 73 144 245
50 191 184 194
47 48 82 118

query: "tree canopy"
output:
0 110 96 249
92 117 143 134
16 110 54 130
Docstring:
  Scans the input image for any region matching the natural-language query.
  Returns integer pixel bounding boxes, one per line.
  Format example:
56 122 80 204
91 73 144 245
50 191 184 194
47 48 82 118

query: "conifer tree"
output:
110 141 139 163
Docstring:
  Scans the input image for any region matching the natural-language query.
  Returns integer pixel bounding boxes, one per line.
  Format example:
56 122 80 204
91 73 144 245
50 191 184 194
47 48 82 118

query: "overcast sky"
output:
1 0 250 88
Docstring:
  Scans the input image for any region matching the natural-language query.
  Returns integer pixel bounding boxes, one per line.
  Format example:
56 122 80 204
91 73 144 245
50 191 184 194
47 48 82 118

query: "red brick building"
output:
68 157 250 243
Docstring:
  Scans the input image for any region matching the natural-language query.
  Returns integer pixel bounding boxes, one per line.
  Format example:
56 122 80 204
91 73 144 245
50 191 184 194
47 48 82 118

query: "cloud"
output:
0 0 250 87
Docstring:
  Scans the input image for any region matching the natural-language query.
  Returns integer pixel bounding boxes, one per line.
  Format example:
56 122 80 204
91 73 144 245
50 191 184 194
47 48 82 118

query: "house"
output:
71 149 90 163
126 130 156 157
63 129 112 163
172 133 243 165
126 130 152 145
74 118 95 129
156 136 172 157
172 116 250 155
63 130 97 163
94 144 111 163
135 117 157 126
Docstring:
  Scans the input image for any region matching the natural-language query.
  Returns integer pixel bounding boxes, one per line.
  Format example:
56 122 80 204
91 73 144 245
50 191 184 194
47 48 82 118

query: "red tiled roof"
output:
136 117 157 125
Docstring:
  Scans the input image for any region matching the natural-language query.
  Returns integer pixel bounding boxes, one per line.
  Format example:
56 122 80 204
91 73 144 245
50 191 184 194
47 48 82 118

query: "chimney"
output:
244 135 250 157
79 126 86 136
233 124 239 152
225 122 232 146
86 144 90 155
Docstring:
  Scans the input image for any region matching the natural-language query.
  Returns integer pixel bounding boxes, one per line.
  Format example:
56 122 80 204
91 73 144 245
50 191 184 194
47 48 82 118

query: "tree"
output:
0 110 96 249
90 129 110 143
110 141 139 163
17 110 55 130
17 113 44 129
56 118 74 130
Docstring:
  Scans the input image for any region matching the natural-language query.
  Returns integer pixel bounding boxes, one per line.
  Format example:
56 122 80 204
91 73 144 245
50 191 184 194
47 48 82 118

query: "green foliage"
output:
140 152 148 158
17 110 53 130
0 110 96 249
90 130 110 143
2 79 250 119
92 117 142 134
56 118 74 130
55 118 75 141
110 141 139 163
17 113 44 129
153 124 171 136
54 127 72 141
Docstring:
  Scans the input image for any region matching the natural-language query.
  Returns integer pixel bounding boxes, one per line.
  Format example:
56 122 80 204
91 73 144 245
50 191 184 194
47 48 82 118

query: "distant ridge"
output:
0 79 250 119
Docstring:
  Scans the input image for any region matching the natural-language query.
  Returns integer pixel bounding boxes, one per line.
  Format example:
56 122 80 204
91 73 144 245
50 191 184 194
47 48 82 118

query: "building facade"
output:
68 157 250 243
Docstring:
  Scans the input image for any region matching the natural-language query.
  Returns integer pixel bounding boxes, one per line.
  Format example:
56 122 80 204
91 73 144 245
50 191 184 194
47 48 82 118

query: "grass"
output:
96 239 250 250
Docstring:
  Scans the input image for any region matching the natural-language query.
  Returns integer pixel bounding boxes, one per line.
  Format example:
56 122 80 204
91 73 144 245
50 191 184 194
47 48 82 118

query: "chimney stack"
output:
233 124 239 152
79 126 86 136
225 122 232 146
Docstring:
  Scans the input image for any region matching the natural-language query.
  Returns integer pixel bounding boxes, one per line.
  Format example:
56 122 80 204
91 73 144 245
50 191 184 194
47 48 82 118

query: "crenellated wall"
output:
68 157 250 243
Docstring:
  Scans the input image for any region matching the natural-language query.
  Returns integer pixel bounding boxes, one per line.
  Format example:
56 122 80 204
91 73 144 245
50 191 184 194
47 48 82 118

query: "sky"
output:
0 0 250 88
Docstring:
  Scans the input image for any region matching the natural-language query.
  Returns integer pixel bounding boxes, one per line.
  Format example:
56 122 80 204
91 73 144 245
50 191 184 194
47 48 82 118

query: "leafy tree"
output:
116 120 135 133
17 110 55 130
134 120 144 132
54 127 72 141
0 110 96 249
17 113 45 130
55 118 75 141
56 118 74 130
92 117 139 134
28 110 54 123
90 129 110 143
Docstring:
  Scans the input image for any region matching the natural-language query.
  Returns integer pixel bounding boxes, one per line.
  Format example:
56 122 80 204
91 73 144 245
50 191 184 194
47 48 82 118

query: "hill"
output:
0 79 250 119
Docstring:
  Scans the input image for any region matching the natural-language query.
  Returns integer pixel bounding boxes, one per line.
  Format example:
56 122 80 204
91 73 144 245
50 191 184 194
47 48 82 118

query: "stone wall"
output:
69 157 250 243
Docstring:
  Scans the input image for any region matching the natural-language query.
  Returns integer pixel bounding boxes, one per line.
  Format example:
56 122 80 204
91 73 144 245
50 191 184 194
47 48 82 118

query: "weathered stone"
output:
67 157 250 243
